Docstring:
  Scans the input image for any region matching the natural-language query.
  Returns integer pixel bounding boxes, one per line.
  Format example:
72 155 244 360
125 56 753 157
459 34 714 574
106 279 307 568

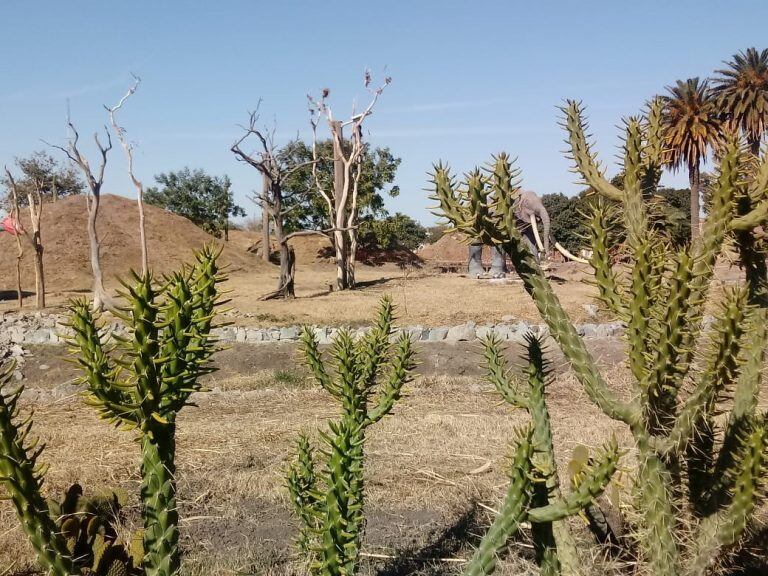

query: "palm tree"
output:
712 47 768 155
660 78 722 241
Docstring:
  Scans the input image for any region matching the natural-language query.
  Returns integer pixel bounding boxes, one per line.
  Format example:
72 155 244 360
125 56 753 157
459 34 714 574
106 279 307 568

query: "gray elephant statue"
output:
468 189 551 278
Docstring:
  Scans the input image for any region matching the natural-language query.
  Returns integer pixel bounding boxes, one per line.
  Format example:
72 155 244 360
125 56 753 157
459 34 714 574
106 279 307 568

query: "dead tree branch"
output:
106 74 148 274
52 116 114 311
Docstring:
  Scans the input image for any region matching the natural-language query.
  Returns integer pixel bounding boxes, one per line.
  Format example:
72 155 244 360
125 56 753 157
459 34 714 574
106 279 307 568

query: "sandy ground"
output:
1 342 766 576
0 260 603 327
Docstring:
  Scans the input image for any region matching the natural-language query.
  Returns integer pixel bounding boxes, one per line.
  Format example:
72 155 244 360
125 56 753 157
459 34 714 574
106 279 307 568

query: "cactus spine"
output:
429 102 768 575
66 246 224 576
286 296 415 576
0 364 76 576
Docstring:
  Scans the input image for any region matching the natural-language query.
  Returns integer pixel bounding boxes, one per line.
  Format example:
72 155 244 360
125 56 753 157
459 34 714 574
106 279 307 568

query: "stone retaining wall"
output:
1 311 625 347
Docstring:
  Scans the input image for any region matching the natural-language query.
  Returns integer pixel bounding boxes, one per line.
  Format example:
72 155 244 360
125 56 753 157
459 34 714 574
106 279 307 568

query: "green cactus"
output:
66 245 225 576
0 364 76 576
48 483 143 576
286 296 416 576
429 102 768 575
473 334 619 575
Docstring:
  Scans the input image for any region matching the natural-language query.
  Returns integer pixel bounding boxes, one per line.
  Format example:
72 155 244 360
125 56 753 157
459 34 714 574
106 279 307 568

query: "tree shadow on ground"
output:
374 503 532 576
0 290 35 302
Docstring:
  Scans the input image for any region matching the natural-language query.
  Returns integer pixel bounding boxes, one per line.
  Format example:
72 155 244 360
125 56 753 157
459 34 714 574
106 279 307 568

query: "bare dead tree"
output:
231 108 320 299
52 118 114 311
106 74 148 275
308 70 391 290
4 169 29 308
6 169 45 308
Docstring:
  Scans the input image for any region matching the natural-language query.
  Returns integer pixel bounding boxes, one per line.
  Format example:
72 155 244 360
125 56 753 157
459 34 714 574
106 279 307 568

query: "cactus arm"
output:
562 100 624 202
0 368 76 576
355 296 394 391
286 435 321 557
621 117 650 247
464 430 533 576
299 326 340 399
641 250 694 432
332 329 366 422
124 273 163 428
66 300 140 426
481 335 529 409
686 421 768 576
527 437 619 523
641 97 664 196
731 199 768 230
707 316 767 504
365 335 414 426
730 147 768 231
661 288 749 456
585 199 628 320
728 313 766 421
626 237 654 384
636 446 679 576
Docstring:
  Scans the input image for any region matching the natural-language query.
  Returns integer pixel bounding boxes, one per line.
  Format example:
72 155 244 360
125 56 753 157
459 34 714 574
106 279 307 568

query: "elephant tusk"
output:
555 242 589 264
530 214 545 252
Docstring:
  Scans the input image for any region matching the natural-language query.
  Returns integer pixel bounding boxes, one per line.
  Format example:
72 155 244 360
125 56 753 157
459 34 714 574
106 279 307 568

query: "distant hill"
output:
0 194 264 297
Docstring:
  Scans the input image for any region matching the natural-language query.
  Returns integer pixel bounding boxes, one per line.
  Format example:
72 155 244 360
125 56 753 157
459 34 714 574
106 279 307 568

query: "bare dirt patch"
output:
3 337 766 575
2 340 636 575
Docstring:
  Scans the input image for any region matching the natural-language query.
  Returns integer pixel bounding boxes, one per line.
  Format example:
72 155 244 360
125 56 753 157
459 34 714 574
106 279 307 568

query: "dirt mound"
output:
235 231 422 267
230 230 334 263
0 194 264 296
417 232 469 263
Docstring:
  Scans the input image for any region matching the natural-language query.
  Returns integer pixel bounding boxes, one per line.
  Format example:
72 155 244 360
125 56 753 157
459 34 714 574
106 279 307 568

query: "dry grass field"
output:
2 342 766 576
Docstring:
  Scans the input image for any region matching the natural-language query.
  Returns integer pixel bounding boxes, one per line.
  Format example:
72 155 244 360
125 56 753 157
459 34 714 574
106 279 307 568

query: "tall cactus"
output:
66 245 225 576
0 364 76 576
464 335 619 576
286 296 416 576
429 103 768 575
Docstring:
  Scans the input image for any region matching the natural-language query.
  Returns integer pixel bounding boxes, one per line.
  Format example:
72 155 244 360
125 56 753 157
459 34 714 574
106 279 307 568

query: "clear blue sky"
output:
2 1 767 224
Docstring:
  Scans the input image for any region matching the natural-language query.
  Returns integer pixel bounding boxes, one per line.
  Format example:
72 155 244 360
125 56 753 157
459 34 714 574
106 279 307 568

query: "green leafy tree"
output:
358 212 427 251
654 187 691 246
280 139 400 232
145 168 245 239
660 78 722 241
540 192 591 254
713 47 768 155
2 150 84 208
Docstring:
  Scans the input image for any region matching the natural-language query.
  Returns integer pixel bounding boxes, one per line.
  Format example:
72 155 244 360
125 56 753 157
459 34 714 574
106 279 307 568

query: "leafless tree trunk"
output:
107 75 148 275
232 108 318 299
308 71 390 290
8 173 45 308
261 173 271 262
330 120 350 288
53 120 114 311
4 169 27 308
